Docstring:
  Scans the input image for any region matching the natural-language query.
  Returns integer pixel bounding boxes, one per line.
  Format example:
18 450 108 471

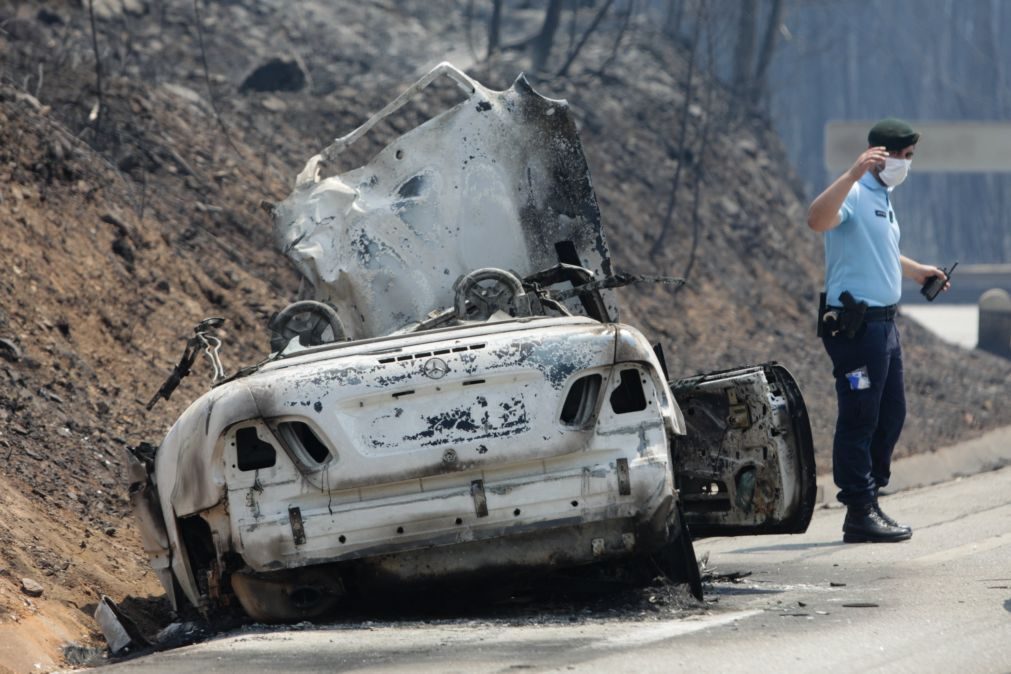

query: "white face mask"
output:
880 157 911 187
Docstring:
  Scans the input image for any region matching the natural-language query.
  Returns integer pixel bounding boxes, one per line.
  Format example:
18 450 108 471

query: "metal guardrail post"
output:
977 289 1011 359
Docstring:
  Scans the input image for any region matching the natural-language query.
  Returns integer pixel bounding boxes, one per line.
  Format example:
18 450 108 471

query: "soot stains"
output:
392 396 530 448
307 366 366 388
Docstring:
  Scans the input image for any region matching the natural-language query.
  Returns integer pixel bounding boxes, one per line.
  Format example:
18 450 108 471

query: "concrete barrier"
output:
978 289 1011 359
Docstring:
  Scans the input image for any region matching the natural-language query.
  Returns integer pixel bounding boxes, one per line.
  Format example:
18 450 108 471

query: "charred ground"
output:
1 1 1009 670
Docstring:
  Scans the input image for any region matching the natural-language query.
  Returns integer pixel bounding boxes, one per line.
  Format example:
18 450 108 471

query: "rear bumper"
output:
236 451 675 575
354 499 675 585
229 497 676 622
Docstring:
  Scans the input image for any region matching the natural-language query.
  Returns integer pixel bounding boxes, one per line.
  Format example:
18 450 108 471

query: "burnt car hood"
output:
273 62 617 340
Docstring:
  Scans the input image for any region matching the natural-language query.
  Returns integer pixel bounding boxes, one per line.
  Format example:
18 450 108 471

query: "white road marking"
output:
911 532 1011 565
596 610 762 648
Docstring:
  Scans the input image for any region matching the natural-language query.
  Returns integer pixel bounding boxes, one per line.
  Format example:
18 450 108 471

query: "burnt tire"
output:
655 502 703 601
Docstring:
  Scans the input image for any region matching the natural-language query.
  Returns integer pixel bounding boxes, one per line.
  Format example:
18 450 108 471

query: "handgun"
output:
838 291 867 338
921 261 957 302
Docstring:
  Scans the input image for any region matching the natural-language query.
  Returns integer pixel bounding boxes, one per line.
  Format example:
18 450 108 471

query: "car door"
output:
669 363 816 537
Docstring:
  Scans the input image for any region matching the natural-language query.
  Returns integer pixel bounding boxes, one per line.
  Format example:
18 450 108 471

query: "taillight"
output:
560 374 603 427
277 421 332 465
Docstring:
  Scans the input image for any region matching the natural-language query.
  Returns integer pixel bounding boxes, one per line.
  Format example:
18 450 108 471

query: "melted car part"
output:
453 268 535 320
670 363 816 537
146 317 226 410
273 62 616 340
94 596 150 655
230 567 345 623
268 300 347 353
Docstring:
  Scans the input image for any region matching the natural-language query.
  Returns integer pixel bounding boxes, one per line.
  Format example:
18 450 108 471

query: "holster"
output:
838 291 867 338
819 290 867 339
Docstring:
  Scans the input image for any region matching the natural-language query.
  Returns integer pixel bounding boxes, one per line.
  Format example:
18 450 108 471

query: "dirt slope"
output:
0 1 1009 670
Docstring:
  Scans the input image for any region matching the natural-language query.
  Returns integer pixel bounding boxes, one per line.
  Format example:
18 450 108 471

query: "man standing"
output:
807 118 949 543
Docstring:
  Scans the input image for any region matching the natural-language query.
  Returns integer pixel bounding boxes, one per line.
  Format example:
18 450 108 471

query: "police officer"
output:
807 118 949 543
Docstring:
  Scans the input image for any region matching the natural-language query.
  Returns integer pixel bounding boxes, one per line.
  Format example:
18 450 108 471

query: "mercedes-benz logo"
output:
422 357 449 379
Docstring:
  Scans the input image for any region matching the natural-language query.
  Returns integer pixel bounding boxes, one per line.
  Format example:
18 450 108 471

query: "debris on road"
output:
94 596 150 655
702 570 753 584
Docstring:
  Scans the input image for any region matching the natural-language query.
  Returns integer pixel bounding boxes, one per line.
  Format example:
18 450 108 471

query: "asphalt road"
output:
98 466 1011 674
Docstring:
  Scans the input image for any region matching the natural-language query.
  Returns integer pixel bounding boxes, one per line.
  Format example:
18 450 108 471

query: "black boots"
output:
872 501 911 532
843 502 912 543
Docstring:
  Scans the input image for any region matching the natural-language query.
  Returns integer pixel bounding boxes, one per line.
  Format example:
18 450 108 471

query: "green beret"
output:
868 117 920 151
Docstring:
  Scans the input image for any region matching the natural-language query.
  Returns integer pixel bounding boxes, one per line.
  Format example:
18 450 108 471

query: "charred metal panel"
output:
159 386 260 516
149 387 261 609
215 348 673 576
207 321 674 576
274 63 616 340
351 516 662 588
228 443 672 573
670 363 816 536
125 450 174 604
239 321 619 491
148 318 681 611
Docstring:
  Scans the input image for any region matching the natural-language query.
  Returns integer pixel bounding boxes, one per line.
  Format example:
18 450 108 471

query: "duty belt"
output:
827 304 897 322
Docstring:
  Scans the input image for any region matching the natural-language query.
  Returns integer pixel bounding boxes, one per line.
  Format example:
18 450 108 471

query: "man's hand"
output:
847 146 889 181
808 147 889 232
901 257 951 292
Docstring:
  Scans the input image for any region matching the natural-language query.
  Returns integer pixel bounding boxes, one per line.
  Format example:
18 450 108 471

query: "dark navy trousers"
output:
822 320 906 506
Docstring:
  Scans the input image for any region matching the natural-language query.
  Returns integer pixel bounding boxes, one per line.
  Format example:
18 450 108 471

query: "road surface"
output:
98 466 1011 674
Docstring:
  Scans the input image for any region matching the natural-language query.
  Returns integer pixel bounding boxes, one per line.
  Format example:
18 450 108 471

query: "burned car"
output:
130 63 816 623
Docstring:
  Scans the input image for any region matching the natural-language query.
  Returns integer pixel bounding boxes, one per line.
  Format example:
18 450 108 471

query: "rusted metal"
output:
616 458 632 495
289 506 306 546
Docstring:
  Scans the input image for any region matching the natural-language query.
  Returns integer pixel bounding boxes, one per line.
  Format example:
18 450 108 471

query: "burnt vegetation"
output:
0 0 1008 661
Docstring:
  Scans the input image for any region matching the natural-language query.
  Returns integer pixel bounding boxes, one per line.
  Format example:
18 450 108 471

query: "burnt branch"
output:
650 0 705 260
556 0 616 78
192 0 245 161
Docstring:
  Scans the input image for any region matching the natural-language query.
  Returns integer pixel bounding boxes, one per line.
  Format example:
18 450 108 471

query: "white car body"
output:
130 64 815 622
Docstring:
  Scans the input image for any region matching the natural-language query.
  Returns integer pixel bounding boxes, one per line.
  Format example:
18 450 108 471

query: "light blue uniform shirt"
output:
824 172 901 307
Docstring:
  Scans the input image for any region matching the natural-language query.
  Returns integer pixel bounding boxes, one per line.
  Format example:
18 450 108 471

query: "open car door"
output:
669 363 816 538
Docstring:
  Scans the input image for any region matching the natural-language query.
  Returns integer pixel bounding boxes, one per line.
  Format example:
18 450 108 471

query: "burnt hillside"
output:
0 0 1009 667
